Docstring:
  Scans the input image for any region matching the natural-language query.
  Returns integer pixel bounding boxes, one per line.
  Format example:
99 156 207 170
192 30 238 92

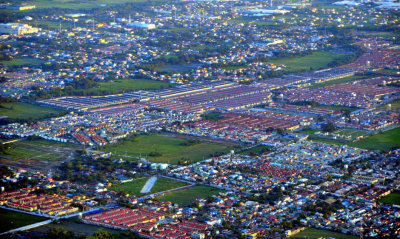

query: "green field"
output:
102 134 232 164
241 145 273 156
298 129 319 135
349 127 400 151
24 0 163 9
309 74 373 89
70 79 171 96
0 58 43 66
290 228 358 239
268 51 352 72
316 104 359 112
0 208 46 233
378 99 400 110
19 139 79 149
108 177 187 196
221 66 248 70
310 126 400 151
1 139 78 162
379 191 400 205
0 102 66 121
156 185 222 205
1 147 62 161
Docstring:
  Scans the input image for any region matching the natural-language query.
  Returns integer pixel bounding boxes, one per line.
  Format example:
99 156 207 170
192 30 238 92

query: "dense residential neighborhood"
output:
0 0 399 238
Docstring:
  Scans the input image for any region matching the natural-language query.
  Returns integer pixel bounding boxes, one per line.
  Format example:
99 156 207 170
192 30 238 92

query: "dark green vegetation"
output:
0 208 46 233
378 191 400 205
202 112 224 121
156 185 222 205
0 102 66 122
102 134 232 164
268 51 353 72
70 79 172 96
33 227 142 239
310 126 400 151
59 157 139 184
290 228 358 239
241 145 273 156
109 177 187 196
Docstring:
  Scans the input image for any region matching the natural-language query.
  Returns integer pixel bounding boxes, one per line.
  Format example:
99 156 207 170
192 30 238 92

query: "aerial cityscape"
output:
0 0 399 238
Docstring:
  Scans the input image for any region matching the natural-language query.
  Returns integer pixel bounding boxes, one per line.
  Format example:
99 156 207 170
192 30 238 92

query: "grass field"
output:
309 74 372 89
348 127 400 151
0 102 66 121
20 139 79 149
379 191 400 205
24 0 163 9
156 185 222 205
0 208 46 233
102 134 232 164
268 51 352 72
108 177 187 196
0 58 43 66
290 228 358 239
377 68 400 74
156 64 201 73
1 147 62 161
1 139 78 162
378 99 400 110
221 66 248 70
310 126 400 151
241 145 273 156
298 129 319 135
316 104 359 112
70 79 172 95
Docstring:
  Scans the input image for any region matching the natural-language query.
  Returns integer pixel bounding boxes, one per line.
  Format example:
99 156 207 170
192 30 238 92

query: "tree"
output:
321 122 337 133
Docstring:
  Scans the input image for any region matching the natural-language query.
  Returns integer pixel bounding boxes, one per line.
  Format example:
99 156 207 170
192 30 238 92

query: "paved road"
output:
140 176 157 193
0 205 109 235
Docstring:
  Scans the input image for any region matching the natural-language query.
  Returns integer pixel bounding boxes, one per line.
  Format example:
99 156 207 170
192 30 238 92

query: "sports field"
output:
0 102 66 121
109 177 187 197
102 134 232 164
290 228 358 239
70 79 171 96
0 208 46 233
156 185 222 205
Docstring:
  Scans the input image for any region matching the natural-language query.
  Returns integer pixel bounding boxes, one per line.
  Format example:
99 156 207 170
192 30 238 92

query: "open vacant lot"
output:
268 51 352 72
23 0 163 9
0 58 43 66
156 185 222 206
102 134 232 164
0 208 46 233
290 228 358 239
0 102 66 121
70 79 172 96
